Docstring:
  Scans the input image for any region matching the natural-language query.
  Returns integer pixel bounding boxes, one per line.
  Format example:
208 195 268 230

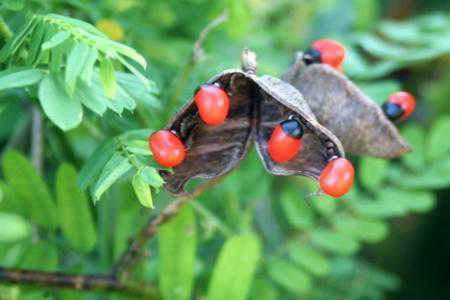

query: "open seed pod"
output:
253 74 344 178
161 50 345 196
282 53 411 158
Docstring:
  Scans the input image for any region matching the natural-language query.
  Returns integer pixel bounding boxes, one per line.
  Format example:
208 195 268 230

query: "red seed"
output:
319 157 354 198
312 39 346 70
268 124 303 163
149 130 185 168
194 84 230 126
387 91 416 121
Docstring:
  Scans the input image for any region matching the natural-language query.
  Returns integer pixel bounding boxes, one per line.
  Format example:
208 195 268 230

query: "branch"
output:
0 268 157 298
165 11 228 119
30 106 44 173
192 11 229 62
113 178 220 279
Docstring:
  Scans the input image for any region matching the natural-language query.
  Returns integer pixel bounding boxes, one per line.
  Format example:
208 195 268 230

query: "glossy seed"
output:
194 84 230 126
319 157 354 198
385 91 416 121
149 130 186 168
268 119 304 163
311 39 346 70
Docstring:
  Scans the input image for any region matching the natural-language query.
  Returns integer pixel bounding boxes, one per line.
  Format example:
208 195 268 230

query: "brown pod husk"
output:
254 75 345 179
282 54 411 158
162 52 345 196
161 70 255 195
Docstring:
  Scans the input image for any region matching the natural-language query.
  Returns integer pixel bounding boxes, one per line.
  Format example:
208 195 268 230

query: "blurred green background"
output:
1 0 450 299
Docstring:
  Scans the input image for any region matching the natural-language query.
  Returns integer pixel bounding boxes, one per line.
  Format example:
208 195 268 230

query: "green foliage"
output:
346 13 450 79
267 257 312 294
0 13 157 131
0 1 450 300
207 234 261 300
39 73 83 130
0 68 43 90
55 163 97 252
79 129 164 205
159 205 197 300
2 150 57 228
0 212 31 242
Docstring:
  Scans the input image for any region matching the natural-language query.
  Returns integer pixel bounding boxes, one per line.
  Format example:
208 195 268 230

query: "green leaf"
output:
79 47 99 83
310 229 360 255
360 157 389 192
389 160 450 189
20 241 58 271
288 244 331 276
39 74 83 131
76 80 107 115
140 166 164 188
0 180 24 214
99 57 117 98
333 216 388 243
26 19 47 66
356 188 435 216
353 198 407 218
310 196 337 216
65 43 91 96
249 279 279 300
0 17 37 62
116 55 150 88
89 76 124 114
382 189 435 213
45 14 107 38
92 153 132 202
159 206 197 300
2 150 57 228
0 213 31 243
358 34 407 60
116 72 160 108
89 36 147 68
78 139 116 190
267 258 312 294
401 125 426 171
426 116 450 162
50 40 68 73
207 234 261 300
132 173 153 208
125 139 151 156
280 189 314 230
41 31 71 51
56 163 97 252
0 68 44 91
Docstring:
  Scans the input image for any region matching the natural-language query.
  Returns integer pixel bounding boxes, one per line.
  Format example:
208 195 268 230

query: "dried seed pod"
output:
282 54 411 158
161 70 255 195
253 75 344 179
162 51 345 196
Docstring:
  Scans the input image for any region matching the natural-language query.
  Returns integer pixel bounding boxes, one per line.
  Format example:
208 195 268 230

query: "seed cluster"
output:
149 42 415 199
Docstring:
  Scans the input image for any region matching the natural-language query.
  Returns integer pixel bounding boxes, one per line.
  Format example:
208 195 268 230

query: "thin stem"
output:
30 106 44 173
0 268 157 298
164 11 228 119
190 201 233 237
113 178 222 280
2 114 30 154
